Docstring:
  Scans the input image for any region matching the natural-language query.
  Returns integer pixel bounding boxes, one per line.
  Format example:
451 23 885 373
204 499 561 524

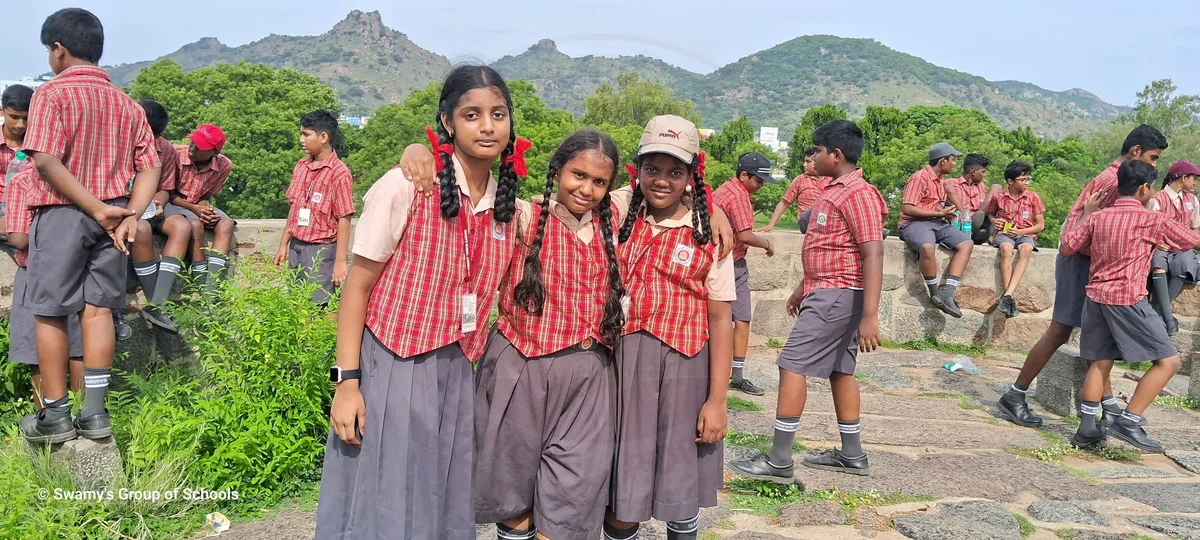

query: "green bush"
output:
0 322 35 427
0 258 337 538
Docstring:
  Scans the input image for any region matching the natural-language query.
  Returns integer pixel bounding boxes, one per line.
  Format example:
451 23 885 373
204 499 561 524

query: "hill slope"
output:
107 10 449 114
107 12 1128 138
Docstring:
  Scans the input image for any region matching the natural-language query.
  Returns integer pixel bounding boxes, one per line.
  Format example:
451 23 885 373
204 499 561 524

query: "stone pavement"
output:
210 346 1200 539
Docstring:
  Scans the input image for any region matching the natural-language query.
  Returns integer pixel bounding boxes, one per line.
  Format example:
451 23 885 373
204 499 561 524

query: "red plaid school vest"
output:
1152 189 1199 228
618 218 715 357
496 204 614 357
364 190 515 361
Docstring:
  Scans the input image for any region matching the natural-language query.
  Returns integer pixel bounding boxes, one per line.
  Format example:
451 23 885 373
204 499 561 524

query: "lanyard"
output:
456 194 487 287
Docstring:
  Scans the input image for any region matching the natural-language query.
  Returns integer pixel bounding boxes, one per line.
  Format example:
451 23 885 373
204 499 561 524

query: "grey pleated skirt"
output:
315 330 475 540
474 330 616 540
609 331 723 524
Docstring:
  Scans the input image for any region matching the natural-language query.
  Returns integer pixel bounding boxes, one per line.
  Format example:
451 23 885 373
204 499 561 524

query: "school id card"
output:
461 292 478 333
297 208 312 227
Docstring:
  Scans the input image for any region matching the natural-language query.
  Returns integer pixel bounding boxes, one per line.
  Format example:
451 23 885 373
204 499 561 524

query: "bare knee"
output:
1044 322 1074 346
1158 356 1182 374
999 243 1014 259
165 216 191 238
81 303 112 321
134 220 152 244
1017 243 1034 257
214 218 235 237
919 244 937 260
956 240 974 255
188 218 205 238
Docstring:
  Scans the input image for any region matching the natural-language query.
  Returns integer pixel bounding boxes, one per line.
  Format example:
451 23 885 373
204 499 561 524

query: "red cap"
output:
188 124 226 152
1168 160 1200 178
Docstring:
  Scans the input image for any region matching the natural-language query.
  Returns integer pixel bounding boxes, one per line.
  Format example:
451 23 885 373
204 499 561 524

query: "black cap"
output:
738 152 777 184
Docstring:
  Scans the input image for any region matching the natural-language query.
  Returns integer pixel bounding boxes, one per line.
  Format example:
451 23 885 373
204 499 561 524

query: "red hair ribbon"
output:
625 163 639 189
502 138 534 178
696 151 707 179
424 125 454 173
695 152 714 215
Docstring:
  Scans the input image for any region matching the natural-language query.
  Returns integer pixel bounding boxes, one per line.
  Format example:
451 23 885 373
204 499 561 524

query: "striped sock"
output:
838 419 864 457
768 416 800 467
133 258 159 299
603 522 639 540
191 262 208 274
924 276 939 296
944 275 961 291
1101 395 1122 416
208 255 228 272
1120 409 1144 425
666 514 699 539
1079 400 1100 433
1005 383 1030 400
152 257 183 304
41 394 69 422
82 367 111 418
731 356 745 383
496 524 536 540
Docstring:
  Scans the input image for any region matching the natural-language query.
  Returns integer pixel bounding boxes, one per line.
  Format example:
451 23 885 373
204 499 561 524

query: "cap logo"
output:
660 130 681 139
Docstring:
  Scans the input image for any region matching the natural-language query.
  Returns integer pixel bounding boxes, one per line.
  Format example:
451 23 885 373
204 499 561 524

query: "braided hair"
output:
618 153 711 246
434 65 519 223
513 130 626 345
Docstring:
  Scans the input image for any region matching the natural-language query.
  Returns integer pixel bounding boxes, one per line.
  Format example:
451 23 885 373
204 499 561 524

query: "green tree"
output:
860 105 910 155
786 104 849 177
703 116 755 164
1131 79 1200 137
582 72 701 128
128 60 342 219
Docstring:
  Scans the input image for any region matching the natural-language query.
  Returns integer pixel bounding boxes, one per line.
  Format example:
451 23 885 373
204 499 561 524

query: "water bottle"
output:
943 355 980 376
960 210 973 235
5 151 28 185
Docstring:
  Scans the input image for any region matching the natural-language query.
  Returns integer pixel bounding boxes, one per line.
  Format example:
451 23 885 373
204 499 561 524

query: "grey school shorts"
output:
25 198 129 315
288 238 336 304
1151 249 1200 282
993 234 1038 250
163 202 234 226
777 288 864 378
8 267 83 364
732 258 751 322
898 219 970 251
1051 253 1090 328
1080 298 1177 363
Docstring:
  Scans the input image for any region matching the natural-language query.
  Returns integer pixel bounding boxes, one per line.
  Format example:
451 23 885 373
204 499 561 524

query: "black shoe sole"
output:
930 296 963 318
996 401 1043 428
24 429 78 445
141 310 179 334
729 463 796 484
801 460 869 476
1106 429 1162 453
76 426 113 439
1071 434 1106 451
730 384 765 396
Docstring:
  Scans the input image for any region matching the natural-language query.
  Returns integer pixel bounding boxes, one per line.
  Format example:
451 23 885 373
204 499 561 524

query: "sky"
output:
2 1 1197 106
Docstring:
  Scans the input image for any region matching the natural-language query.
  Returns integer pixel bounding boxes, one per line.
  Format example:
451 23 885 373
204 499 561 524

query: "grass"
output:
881 338 986 357
727 395 765 412
765 337 784 348
725 431 805 454
1154 395 1200 411
754 213 800 231
699 533 721 540
854 372 868 381
1053 530 1075 540
1122 361 1153 372
1063 415 1081 425
714 518 737 530
917 392 985 411
1014 513 1035 537
725 478 935 520
1006 429 1138 464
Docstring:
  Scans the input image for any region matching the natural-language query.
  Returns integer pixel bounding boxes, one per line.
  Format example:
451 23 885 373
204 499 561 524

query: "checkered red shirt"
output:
0 140 24 202
899 166 948 226
22 65 159 207
155 136 179 191
1061 199 1200 305
1150 188 1199 229
5 168 34 268
618 218 716 357
713 178 756 260
801 169 888 296
285 153 355 244
948 177 986 212
782 174 830 214
174 144 232 203
1064 161 1121 233
985 189 1046 238
496 204 615 357
364 190 515 361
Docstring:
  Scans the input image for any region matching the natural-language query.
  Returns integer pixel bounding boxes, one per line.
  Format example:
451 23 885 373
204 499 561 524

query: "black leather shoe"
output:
999 295 1018 318
1166 316 1180 337
802 449 869 476
931 287 963 318
729 453 795 484
114 312 133 341
730 378 765 396
1107 418 1162 453
22 410 77 444
141 305 179 334
997 394 1043 428
1101 410 1146 428
1071 425 1106 450
74 411 113 440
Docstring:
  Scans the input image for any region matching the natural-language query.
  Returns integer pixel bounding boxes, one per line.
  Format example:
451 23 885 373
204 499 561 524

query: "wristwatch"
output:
329 366 362 383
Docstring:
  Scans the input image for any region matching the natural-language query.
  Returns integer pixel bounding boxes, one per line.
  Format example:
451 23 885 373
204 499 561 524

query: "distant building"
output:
340 115 371 128
1 75 52 94
698 128 715 140
759 127 780 152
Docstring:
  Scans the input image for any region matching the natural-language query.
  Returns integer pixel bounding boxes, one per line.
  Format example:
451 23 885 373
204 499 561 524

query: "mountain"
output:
107 10 450 114
107 11 1128 138
497 36 1127 138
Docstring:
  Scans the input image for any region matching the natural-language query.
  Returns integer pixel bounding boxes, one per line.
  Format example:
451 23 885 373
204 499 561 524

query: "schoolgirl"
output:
606 115 734 540
315 65 528 540
1147 160 1200 335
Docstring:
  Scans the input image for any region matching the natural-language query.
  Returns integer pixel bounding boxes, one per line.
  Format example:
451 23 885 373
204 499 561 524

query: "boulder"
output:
1025 501 1107 526
777 501 847 527
1034 345 1086 417
892 500 1022 540
50 437 123 491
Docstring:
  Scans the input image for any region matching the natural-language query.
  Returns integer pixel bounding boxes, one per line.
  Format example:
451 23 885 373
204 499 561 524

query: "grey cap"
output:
928 142 963 162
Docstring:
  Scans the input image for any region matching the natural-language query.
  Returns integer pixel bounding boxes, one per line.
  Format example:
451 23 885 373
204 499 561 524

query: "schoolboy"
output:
712 152 777 396
998 124 1168 428
761 146 829 232
164 124 234 292
730 119 886 481
1145 160 1200 335
273 110 354 305
898 142 973 318
947 153 1000 245
131 99 185 333
986 161 1045 318
0 84 32 188
21 8 162 444
1061 160 1198 452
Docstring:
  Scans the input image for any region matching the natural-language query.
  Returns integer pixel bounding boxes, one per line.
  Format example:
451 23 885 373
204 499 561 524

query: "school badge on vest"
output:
671 243 695 267
312 192 324 204
492 222 506 240
816 212 828 226
1021 210 1031 220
